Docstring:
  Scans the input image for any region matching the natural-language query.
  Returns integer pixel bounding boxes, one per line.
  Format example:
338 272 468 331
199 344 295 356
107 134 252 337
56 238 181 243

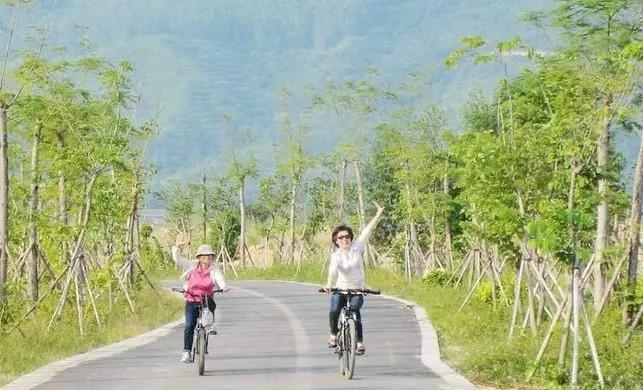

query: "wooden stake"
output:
558 288 573 366
509 259 525 338
622 302 643 346
571 267 580 388
74 274 84 338
580 298 604 388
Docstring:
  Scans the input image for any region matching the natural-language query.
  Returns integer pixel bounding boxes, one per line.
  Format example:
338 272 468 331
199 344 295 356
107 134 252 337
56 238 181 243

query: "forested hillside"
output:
24 0 554 187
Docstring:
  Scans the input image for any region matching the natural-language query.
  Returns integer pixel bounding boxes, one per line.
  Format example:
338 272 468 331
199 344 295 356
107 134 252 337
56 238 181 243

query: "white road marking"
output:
232 285 313 389
278 280 477 389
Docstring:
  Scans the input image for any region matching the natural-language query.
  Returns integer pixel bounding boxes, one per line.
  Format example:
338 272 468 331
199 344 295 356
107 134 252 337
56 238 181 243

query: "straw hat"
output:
195 244 216 257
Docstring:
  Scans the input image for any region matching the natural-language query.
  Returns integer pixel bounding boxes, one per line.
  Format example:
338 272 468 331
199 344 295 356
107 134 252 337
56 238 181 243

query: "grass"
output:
0 283 183 387
231 262 643 389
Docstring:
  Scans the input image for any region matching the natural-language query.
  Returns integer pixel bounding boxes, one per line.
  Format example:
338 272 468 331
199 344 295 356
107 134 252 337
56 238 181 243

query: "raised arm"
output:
353 202 385 250
171 235 194 271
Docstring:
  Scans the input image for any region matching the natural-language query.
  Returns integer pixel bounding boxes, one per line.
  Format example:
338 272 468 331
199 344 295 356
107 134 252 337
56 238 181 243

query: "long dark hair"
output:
331 225 354 248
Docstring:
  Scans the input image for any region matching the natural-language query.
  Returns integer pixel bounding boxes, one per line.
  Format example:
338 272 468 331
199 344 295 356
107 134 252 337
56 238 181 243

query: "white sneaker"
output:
181 351 193 363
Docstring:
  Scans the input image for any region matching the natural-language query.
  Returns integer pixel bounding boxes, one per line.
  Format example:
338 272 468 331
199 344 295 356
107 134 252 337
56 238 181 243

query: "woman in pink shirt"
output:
172 236 227 363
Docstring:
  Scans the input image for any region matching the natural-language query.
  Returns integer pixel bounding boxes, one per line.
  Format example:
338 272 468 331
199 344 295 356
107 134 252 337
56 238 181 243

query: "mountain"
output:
17 0 559 188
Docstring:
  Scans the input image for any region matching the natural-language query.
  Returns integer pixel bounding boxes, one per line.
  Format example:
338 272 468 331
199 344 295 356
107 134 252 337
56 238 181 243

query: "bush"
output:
423 269 453 287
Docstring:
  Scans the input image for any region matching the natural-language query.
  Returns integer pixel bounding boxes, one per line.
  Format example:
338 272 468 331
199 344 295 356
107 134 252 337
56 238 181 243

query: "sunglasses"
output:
336 235 351 240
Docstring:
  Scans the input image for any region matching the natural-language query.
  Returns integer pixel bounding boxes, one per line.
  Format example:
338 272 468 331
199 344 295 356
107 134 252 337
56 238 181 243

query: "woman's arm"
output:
325 256 338 289
211 264 227 290
171 235 194 271
353 202 385 250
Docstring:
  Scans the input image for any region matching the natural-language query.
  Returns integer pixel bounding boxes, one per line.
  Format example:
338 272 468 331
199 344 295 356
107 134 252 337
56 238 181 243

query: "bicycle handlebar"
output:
171 287 224 296
318 287 381 295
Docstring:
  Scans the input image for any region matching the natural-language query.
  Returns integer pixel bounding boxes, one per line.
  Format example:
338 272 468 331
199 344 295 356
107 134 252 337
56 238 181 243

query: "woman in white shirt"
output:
324 202 384 355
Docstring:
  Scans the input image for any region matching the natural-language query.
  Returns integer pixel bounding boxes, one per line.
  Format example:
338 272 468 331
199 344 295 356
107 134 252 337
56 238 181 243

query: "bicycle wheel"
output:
345 318 357 379
338 329 346 375
196 328 206 375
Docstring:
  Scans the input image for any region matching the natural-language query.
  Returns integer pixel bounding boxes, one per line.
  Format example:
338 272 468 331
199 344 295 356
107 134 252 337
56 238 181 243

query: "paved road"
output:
9 280 474 390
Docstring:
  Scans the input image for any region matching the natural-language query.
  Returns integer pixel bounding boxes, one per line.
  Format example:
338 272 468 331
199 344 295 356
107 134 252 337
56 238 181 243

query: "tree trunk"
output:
56 130 69 265
337 160 347 222
354 161 366 230
0 105 9 302
125 172 140 285
126 176 139 250
508 259 524 338
404 226 411 281
202 173 207 242
570 159 583 386
238 177 246 267
27 124 42 301
571 266 581 386
625 130 643 324
428 211 437 271
404 178 419 274
263 235 269 267
443 175 454 269
354 161 370 266
287 178 297 264
592 124 609 313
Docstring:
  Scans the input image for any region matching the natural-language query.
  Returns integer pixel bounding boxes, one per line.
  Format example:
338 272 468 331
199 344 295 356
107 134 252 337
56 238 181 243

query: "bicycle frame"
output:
319 287 380 380
173 287 223 375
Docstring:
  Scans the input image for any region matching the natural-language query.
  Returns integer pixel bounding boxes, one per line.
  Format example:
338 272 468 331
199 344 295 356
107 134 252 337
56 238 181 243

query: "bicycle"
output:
172 287 224 375
319 287 380 379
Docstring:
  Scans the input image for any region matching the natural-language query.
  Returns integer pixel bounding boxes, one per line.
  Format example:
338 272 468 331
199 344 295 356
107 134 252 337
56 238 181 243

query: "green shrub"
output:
422 269 453 286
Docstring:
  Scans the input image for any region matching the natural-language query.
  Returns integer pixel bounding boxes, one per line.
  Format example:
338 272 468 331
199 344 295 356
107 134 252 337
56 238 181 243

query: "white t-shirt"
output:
326 214 381 290
328 241 366 290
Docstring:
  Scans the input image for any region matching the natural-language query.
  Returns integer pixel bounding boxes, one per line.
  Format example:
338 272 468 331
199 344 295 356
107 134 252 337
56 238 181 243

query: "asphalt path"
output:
6 280 475 390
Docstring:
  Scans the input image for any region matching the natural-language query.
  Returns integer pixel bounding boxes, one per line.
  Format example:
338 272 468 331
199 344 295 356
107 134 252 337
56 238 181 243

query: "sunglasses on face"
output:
336 235 351 240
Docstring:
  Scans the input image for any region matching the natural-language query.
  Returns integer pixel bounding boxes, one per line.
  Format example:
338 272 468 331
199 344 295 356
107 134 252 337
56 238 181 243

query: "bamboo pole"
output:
48 257 78 329
458 269 486 312
527 292 570 382
509 259 525 337
81 260 101 328
558 289 573 366
74 274 84 338
595 252 628 316
526 265 537 332
622 302 643 346
580 298 604 388
571 267 580 387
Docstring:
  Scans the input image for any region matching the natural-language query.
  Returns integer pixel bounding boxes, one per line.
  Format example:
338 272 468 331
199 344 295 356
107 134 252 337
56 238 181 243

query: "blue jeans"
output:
329 293 364 342
184 297 216 351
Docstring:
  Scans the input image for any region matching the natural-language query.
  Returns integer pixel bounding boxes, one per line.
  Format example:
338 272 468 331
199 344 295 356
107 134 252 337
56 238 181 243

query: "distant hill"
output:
18 1 567 189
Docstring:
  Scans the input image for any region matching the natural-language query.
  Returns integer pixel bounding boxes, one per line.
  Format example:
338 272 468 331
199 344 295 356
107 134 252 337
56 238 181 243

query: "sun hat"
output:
195 244 216 257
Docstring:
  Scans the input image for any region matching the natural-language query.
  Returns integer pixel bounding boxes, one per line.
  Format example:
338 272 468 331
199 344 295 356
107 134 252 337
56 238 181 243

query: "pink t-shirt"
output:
185 267 214 302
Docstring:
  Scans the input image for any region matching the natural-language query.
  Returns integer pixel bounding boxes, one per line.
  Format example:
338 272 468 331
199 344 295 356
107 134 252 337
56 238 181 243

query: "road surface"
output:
7 280 475 390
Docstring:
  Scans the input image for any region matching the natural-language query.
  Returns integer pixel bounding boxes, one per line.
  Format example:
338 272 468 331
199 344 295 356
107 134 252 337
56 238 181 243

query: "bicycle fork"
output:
334 309 357 356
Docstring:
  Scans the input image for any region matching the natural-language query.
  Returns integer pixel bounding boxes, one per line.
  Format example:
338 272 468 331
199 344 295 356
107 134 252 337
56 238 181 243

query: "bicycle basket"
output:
200 310 215 328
